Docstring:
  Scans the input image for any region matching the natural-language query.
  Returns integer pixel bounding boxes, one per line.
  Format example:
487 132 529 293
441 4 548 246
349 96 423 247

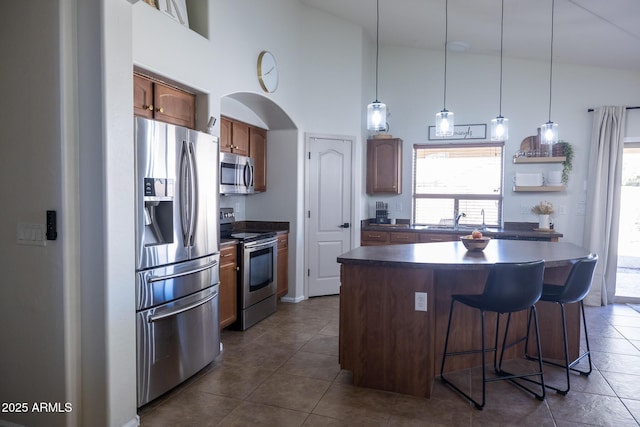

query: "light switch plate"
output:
17 223 46 247
415 292 428 312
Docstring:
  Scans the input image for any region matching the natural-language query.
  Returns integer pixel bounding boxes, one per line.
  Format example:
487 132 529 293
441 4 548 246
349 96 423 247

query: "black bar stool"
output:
440 260 546 410
525 254 598 395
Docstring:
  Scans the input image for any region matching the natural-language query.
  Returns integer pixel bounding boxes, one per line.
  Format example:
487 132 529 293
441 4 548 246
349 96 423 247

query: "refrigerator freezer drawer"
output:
136 254 220 311
136 285 220 407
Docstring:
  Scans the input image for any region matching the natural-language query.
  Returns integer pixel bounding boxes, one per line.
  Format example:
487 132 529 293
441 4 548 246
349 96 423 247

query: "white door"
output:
306 135 353 297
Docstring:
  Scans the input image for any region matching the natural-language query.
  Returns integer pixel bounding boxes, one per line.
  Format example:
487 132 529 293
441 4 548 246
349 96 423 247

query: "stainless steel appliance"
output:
135 117 220 407
220 208 277 330
220 152 254 194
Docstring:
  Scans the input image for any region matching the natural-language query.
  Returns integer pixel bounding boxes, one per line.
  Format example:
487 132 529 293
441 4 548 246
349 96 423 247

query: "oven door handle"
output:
244 237 278 250
147 290 218 322
147 260 218 283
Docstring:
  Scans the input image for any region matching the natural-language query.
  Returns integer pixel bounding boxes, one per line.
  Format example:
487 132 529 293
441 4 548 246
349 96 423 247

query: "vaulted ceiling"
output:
300 0 640 71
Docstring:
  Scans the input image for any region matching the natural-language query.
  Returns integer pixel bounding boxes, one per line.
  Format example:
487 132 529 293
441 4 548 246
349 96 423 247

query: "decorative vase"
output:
538 214 551 230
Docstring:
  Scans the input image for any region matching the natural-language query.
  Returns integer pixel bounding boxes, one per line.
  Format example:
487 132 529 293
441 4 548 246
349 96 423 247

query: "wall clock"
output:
257 51 279 93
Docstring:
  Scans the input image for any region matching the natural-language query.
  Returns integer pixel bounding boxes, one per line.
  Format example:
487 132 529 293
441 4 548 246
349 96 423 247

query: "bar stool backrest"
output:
481 260 545 313
554 254 598 304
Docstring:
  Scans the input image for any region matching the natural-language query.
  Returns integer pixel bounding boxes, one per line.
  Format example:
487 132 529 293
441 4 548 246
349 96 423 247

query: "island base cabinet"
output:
338 262 581 399
339 264 435 398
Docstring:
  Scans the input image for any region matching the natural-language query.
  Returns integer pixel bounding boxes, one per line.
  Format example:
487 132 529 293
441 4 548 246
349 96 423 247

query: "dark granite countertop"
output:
338 240 588 269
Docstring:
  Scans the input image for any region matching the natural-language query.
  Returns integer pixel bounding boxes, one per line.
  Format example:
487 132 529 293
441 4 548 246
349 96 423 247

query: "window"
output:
413 142 504 227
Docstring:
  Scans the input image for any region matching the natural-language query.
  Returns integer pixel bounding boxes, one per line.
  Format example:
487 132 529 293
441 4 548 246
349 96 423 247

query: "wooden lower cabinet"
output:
418 233 458 243
362 230 458 246
277 233 289 298
361 230 390 246
219 244 238 329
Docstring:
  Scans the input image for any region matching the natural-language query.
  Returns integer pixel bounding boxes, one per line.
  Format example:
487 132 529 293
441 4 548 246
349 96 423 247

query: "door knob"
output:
338 223 350 229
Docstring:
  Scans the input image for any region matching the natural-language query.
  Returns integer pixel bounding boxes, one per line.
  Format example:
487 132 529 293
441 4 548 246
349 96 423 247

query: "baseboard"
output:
280 295 305 303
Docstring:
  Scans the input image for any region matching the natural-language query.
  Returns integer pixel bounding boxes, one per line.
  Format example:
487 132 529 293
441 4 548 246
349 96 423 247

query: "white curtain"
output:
583 106 627 306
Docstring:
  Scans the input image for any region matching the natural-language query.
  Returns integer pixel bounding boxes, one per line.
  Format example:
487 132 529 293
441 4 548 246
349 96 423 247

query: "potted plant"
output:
557 141 573 185
532 201 554 230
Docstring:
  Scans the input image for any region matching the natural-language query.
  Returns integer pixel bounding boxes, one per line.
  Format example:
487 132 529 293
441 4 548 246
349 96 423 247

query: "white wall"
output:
368 45 640 246
0 2 68 426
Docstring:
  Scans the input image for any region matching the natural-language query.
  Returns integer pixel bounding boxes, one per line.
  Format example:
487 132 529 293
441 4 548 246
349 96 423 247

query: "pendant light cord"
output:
375 0 380 102
499 0 504 116
548 0 555 122
443 0 449 109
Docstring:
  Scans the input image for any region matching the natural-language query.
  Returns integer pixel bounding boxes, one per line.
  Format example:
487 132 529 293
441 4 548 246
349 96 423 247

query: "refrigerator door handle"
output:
180 141 190 246
147 289 218 322
147 259 218 283
187 142 197 246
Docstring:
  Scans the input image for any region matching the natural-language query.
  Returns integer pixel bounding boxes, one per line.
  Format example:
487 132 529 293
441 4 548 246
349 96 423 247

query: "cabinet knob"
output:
143 104 153 111
155 107 164 113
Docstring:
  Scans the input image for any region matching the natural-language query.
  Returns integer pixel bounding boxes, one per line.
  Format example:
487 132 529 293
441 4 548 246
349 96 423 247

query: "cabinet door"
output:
133 75 154 119
219 245 238 329
418 233 458 243
361 230 390 246
231 121 250 156
250 127 267 192
389 231 418 244
220 117 233 153
366 138 402 194
153 83 196 129
277 233 288 298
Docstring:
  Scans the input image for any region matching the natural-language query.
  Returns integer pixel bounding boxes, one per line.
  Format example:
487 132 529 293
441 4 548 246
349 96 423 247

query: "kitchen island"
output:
337 240 591 398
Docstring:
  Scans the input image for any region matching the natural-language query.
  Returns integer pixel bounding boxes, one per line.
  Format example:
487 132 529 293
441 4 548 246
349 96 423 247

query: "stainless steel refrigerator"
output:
134 117 220 407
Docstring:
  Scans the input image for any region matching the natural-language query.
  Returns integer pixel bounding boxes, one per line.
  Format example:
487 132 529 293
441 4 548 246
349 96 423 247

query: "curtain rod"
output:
587 106 640 112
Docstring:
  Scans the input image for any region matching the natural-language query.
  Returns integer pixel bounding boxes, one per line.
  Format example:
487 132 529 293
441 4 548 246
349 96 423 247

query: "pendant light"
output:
490 0 509 141
435 0 454 137
541 0 558 147
367 0 387 132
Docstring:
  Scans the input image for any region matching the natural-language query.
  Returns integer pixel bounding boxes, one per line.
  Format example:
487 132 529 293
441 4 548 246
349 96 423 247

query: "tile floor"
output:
139 297 640 426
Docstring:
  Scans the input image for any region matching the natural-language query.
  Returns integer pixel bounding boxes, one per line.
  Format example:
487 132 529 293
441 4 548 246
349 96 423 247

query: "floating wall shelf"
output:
513 185 565 192
513 156 566 164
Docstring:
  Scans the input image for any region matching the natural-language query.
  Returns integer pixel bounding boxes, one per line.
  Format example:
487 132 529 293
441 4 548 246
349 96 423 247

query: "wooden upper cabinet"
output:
250 127 267 192
133 75 154 119
153 83 196 129
133 73 196 129
366 138 402 195
220 117 250 156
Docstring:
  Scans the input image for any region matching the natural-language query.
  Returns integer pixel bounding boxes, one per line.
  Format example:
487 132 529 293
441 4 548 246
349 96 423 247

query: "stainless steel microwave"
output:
220 152 254 194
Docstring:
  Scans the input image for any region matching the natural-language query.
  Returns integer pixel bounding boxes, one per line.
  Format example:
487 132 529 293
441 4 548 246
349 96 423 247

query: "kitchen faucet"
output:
454 212 466 230
481 209 486 230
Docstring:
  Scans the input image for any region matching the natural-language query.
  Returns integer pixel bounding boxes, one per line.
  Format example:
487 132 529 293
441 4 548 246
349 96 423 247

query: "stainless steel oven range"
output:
220 208 278 330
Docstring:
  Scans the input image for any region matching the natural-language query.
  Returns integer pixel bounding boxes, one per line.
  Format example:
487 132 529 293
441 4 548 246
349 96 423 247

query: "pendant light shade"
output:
435 0 454 137
367 101 387 131
541 0 559 147
490 0 508 141
491 116 509 141
541 121 558 145
367 0 387 132
436 109 454 136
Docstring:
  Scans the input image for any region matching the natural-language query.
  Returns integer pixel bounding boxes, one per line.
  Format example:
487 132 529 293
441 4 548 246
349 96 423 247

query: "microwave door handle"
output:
244 160 254 189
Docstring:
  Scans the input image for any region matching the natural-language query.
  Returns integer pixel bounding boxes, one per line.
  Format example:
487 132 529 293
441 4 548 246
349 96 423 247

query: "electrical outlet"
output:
415 292 427 312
